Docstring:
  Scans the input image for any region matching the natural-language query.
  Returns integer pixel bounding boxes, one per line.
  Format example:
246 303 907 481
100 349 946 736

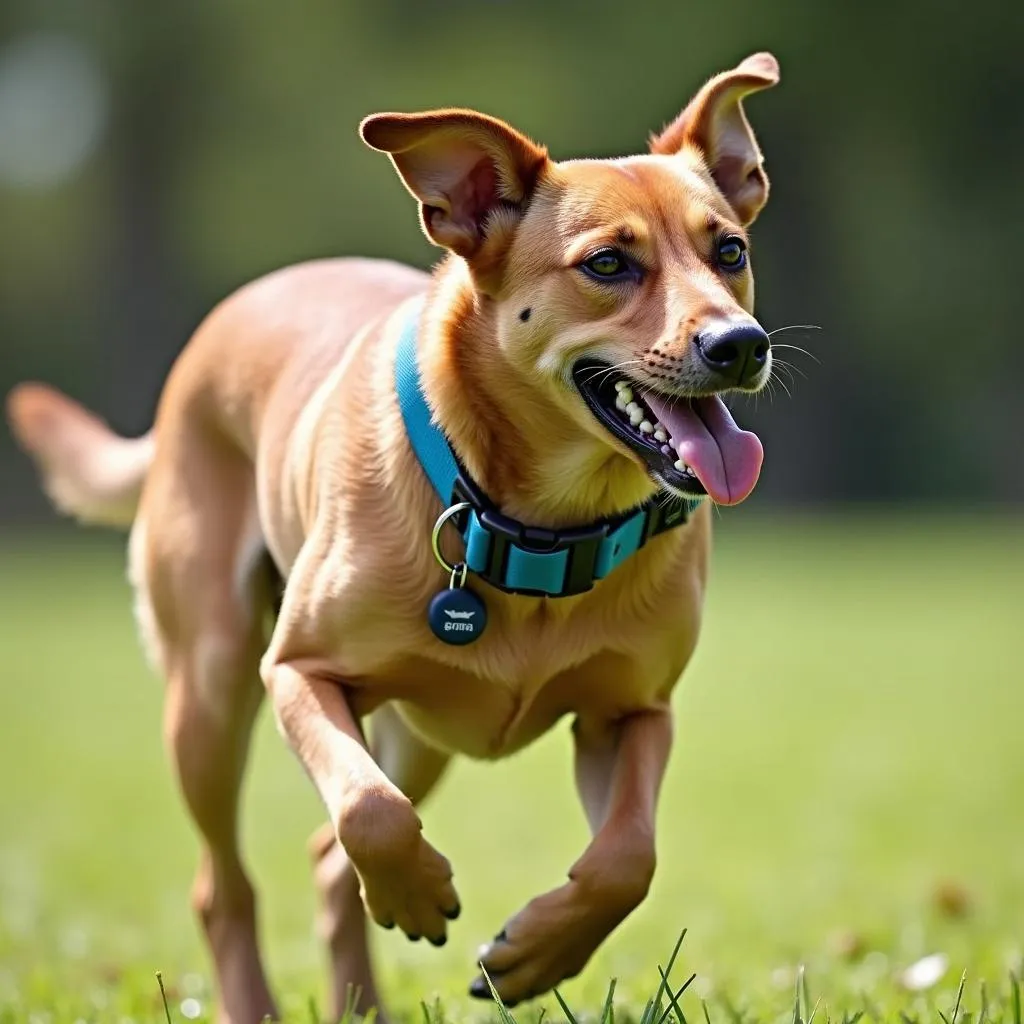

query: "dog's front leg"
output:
263 661 461 944
472 707 672 1005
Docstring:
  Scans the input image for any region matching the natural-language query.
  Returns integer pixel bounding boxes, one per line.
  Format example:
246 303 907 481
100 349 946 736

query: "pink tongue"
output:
643 394 763 505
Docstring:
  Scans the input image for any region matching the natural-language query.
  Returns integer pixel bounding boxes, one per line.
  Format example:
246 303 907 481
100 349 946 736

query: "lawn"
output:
0 514 1021 1023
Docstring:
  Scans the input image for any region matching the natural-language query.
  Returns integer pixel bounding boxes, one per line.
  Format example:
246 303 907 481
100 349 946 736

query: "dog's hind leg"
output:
136 443 278 1024
309 703 451 1021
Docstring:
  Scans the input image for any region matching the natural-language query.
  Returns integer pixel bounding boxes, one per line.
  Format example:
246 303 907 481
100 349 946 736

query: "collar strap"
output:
394 300 702 598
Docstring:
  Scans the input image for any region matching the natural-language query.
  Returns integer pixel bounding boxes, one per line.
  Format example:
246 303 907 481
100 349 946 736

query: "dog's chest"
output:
340 590 692 759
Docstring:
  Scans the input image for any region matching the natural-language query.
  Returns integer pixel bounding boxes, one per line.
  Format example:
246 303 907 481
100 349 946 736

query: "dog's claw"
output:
428 934 447 948
443 903 461 920
469 973 523 1007
407 933 421 942
494 928 508 942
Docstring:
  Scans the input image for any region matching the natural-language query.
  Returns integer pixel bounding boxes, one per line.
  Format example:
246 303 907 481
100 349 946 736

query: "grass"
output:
0 512 1022 1022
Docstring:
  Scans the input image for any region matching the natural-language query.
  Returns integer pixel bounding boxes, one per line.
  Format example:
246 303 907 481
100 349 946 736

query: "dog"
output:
7 51 780 1023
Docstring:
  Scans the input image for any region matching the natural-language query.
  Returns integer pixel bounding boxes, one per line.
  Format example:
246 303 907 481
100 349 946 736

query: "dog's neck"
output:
418 263 657 530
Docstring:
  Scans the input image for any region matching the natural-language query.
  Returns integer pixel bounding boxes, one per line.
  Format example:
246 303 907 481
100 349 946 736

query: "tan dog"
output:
7 52 780 1023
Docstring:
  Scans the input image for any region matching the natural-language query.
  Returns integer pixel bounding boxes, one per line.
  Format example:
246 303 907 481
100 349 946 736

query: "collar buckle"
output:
451 472 620 597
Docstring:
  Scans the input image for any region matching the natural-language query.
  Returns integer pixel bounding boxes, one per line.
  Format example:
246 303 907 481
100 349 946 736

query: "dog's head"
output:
362 53 779 508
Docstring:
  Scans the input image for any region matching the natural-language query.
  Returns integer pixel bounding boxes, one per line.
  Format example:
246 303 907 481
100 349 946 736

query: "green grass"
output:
1 514 1022 1023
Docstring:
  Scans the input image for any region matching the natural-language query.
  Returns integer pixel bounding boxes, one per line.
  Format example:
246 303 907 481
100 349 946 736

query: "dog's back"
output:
6 256 426 534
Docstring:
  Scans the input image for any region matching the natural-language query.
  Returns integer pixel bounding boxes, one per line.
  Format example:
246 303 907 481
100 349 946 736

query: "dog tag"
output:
428 563 487 645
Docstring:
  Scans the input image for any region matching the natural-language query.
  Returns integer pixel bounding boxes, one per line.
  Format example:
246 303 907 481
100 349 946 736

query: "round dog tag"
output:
428 566 487 645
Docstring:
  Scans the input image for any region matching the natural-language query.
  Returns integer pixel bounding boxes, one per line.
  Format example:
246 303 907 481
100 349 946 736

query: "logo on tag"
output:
428 586 487 645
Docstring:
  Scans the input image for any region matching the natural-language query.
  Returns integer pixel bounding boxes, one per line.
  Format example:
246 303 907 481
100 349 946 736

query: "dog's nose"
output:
695 323 770 385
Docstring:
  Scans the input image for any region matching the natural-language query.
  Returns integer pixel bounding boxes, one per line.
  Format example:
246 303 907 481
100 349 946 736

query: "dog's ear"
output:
360 109 549 261
650 52 779 225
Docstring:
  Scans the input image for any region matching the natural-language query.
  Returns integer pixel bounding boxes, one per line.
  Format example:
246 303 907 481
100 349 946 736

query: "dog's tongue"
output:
643 394 763 505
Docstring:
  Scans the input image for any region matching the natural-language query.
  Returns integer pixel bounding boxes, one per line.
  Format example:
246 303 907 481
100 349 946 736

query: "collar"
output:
394 299 702 598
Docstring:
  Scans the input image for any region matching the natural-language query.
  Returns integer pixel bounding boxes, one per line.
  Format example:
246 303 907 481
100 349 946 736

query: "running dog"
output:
8 51 781 1023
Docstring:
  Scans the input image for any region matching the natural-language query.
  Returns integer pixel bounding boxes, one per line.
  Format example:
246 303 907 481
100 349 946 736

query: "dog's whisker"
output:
771 361 799 387
581 359 644 382
771 342 821 365
638 382 664 406
773 358 808 382
770 370 793 400
580 360 645 387
767 324 821 337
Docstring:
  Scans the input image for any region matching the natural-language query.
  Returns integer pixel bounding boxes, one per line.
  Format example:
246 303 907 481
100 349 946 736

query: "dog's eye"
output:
717 236 748 270
580 248 631 281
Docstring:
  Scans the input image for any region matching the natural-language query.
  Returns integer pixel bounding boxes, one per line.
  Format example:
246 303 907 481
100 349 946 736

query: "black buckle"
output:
451 473 610 597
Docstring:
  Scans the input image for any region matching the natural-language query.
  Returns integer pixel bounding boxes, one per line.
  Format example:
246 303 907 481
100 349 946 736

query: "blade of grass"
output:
552 986 580 1024
341 983 362 1024
1011 971 1021 1024
801 966 813 1024
950 971 968 1024
479 965 518 1024
655 965 697 1024
647 930 689 1024
807 996 823 1024
599 978 617 1024
155 972 172 1024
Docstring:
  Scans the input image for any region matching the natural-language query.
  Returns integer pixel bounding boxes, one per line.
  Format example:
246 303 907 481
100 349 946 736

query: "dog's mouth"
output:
571 361 764 505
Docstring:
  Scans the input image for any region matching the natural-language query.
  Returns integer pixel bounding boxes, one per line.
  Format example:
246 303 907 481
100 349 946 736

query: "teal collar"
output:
394 300 702 598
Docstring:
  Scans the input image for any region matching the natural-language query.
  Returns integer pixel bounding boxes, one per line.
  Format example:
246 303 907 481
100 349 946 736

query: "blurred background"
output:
1 0 1023 513
1 2 1022 1021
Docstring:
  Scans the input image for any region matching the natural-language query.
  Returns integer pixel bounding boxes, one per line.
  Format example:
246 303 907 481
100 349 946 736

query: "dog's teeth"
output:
615 395 628 412
614 380 628 392
661 444 673 456
628 408 644 426
620 388 634 404
653 428 668 442
639 420 654 434
625 401 640 415
673 459 684 471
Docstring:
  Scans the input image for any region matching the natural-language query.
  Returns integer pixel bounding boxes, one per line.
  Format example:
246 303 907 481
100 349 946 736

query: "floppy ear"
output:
650 52 780 225
360 109 549 261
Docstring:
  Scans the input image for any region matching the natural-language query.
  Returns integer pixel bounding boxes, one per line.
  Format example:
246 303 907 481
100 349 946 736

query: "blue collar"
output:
394 300 702 598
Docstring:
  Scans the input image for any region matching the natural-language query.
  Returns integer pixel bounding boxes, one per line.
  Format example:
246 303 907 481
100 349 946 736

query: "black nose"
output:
695 323 770 385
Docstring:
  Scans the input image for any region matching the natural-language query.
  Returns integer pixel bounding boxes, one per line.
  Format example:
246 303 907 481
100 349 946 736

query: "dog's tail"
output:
6 383 154 529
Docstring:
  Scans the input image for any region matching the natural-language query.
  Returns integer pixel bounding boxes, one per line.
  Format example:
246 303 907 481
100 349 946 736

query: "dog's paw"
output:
354 833 461 946
468 880 624 1005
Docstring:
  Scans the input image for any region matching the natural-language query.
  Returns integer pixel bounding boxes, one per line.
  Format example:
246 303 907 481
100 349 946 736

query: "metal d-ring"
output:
431 501 472 579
